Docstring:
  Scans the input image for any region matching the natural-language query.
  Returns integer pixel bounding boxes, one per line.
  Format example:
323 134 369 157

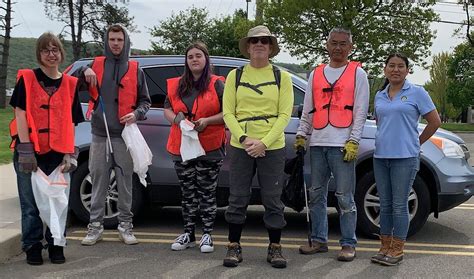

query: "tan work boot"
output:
223 242 243 267
267 243 287 268
371 235 393 263
337 245 356 262
299 240 329 255
379 237 405 266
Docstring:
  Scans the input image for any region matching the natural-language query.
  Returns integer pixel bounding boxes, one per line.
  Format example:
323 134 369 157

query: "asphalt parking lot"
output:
1 198 473 278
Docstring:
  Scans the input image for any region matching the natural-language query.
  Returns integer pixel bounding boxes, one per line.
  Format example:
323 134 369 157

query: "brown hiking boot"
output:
223 242 243 267
337 246 356 262
379 237 405 266
299 240 329 255
371 235 393 263
267 243 287 268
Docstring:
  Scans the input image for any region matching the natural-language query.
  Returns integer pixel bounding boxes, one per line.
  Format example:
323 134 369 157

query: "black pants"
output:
225 146 287 229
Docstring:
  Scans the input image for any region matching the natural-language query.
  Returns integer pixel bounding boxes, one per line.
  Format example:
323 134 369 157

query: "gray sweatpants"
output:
89 134 134 223
225 146 287 229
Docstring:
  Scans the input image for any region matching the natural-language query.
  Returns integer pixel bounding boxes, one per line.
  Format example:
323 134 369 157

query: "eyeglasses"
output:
40 48 60 55
249 37 271 45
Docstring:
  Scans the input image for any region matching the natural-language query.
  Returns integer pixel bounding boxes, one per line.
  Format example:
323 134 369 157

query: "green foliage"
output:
149 7 251 57
447 42 474 111
263 0 438 76
0 108 13 164
425 52 458 121
5 37 144 89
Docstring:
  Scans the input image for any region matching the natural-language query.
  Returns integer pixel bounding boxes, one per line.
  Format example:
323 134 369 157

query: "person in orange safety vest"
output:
295 27 369 261
164 42 226 254
9 32 84 265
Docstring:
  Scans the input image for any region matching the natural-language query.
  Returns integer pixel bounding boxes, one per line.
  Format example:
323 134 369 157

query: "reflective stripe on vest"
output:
9 69 77 154
87 56 138 119
312 61 360 130
166 75 226 156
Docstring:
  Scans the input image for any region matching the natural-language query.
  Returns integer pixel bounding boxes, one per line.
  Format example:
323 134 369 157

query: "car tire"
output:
70 162 145 229
355 170 431 239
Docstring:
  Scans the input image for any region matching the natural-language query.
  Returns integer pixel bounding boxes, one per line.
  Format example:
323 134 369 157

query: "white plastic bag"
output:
122 123 153 186
180 119 205 162
31 167 70 247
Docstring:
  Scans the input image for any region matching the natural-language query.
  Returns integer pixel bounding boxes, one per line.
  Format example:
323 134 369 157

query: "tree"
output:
263 0 438 76
446 42 474 116
42 0 136 61
0 0 13 108
150 7 251 57
425 52 452 122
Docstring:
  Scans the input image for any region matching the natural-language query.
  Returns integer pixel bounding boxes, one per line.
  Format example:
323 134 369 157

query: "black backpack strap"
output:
235 65 245 91
272 65 281 90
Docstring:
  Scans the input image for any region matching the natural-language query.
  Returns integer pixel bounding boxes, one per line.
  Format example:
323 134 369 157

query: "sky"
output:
9 0 472 85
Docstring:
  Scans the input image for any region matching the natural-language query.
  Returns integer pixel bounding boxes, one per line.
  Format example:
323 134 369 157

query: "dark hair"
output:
36 32 65 65
107 24 126 37
379 52 410 91
177 42 212 98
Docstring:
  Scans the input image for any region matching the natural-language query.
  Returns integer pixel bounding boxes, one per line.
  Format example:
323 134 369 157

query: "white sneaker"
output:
81 222 104 246
171 233 196 251
117 222 139 245
199 233 214 253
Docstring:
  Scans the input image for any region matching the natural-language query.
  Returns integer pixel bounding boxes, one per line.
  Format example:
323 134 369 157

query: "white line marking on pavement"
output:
38 257 136 278
217 267 252 279
301 258 332 272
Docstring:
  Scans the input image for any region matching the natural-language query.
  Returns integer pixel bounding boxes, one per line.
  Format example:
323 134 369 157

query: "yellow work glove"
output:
294 135 306 151
343 140 359 162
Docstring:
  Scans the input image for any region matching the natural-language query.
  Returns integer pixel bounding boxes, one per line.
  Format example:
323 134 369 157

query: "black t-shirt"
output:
10 68 85 171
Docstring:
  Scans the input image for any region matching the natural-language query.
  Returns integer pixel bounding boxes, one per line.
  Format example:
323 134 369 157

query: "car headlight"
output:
429 136 466 158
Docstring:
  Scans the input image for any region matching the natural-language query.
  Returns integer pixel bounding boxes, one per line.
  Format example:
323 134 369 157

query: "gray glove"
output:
173 112 186 125
61 147 79 173
16 143 37 173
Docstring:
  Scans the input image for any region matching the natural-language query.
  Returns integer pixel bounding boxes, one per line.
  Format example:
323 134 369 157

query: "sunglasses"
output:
249 37 271 45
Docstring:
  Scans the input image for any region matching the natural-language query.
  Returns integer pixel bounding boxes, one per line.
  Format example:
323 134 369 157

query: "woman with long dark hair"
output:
164 42 225 253
371 53 440 266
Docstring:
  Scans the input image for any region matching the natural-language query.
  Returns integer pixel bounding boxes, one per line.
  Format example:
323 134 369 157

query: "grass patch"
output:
0 108 13 165
440 123 474 132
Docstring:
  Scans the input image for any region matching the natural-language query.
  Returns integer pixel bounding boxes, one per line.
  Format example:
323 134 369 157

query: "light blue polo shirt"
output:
374 80 436 158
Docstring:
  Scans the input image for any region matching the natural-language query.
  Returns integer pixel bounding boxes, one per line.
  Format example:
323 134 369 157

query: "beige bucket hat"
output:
239 25 280 59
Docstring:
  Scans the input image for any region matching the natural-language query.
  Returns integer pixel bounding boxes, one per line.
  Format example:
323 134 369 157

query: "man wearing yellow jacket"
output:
222 25 294 269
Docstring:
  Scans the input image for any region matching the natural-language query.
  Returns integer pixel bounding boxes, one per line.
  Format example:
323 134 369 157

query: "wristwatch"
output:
239 135 247 144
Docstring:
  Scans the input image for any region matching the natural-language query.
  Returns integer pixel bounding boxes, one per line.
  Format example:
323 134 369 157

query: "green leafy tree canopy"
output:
263 0 438 76
149 7 252 57
447 42 474 111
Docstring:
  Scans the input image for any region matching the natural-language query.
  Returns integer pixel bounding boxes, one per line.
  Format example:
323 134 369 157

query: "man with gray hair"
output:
295 27 369 261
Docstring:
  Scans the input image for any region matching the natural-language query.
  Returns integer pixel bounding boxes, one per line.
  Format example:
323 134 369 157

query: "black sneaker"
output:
48 245 66 264
26 242 44 265
267 243 287 268
223 242 243 267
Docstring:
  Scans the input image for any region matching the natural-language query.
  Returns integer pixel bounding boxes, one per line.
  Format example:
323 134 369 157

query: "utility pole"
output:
0 0 13 108
246 0 251 20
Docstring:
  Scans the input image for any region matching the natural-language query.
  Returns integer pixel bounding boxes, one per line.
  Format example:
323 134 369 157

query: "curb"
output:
0 228 22 263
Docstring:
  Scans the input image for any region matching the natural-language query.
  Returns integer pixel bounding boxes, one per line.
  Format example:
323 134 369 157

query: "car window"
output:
143 66 184 108
292 85 305 117
213 66 235 78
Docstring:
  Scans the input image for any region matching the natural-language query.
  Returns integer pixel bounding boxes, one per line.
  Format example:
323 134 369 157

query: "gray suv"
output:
66 55 474 238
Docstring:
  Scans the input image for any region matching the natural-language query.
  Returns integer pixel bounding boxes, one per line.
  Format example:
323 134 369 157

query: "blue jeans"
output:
13 152 54 251
309 146 357 247
373 157 420 240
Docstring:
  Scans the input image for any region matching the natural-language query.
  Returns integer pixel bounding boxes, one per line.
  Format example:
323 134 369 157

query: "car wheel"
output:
355 170 431 238
70 162 145 229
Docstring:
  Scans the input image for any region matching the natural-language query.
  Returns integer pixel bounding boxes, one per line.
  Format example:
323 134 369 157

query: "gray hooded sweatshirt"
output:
87 25 151 137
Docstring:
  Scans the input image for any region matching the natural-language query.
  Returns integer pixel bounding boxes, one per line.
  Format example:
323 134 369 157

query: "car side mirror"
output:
292 104 304 118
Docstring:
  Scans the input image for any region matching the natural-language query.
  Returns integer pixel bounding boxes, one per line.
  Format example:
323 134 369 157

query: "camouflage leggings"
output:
174 159 223 234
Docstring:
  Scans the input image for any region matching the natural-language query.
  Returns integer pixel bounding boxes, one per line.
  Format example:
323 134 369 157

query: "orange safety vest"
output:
312 61 361 129
9 69 77 154
166 75 226 156
86 56 138 119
